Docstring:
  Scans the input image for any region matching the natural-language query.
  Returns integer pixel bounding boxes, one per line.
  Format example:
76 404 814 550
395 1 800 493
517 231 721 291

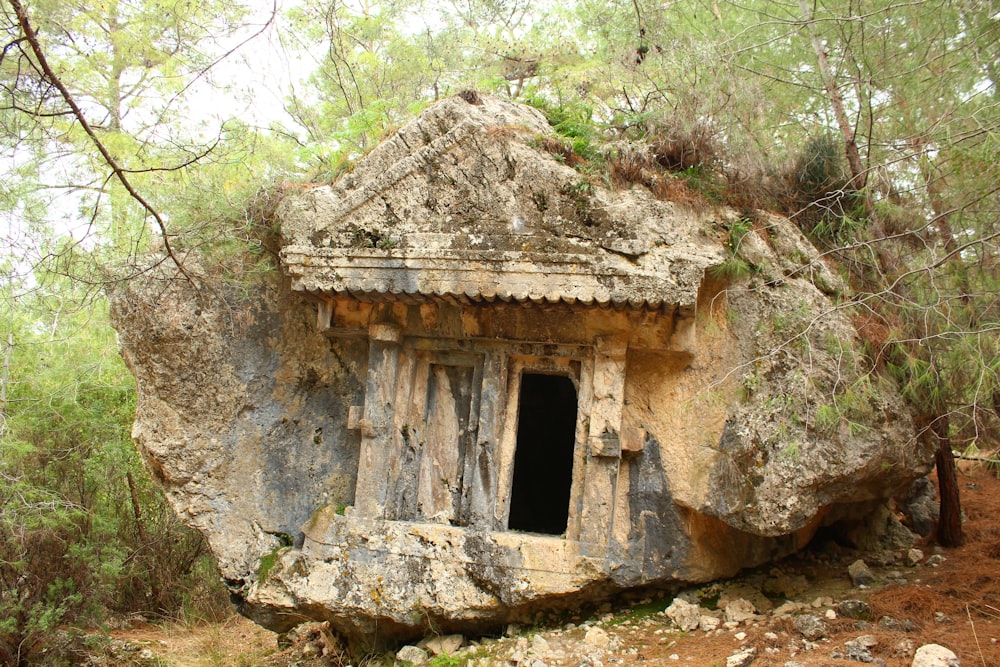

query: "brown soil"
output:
110 463 1000 666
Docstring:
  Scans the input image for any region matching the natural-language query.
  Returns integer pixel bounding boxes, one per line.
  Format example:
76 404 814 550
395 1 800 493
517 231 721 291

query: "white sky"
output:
192 0 304 130
2 0 310 269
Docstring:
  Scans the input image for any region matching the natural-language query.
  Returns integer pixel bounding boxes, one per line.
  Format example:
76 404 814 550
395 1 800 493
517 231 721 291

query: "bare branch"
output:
8 0 192 281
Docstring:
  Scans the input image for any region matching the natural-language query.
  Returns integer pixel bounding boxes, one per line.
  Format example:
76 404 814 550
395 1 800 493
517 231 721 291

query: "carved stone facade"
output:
297 295 690 602
276 239 715 641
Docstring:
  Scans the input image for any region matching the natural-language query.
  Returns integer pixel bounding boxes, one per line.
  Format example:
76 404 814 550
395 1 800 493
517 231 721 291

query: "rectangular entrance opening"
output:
507 373 578 535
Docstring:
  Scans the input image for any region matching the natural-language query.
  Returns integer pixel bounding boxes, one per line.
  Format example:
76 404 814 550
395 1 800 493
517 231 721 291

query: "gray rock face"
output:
109 94 932 647
846 503 917 551
902 477 939 537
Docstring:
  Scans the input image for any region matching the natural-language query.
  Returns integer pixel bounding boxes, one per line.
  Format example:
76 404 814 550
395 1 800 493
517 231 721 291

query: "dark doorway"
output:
507 373 578 535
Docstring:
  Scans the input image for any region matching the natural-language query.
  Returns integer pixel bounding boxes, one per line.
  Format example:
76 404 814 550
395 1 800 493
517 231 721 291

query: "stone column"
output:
353 322 403 518
466 351 505 529
580 336 627 552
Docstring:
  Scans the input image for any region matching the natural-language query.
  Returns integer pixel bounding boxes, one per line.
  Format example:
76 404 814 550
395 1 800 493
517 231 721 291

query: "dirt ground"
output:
610 464 1000 666
110 463 1000 666
109 615 275 667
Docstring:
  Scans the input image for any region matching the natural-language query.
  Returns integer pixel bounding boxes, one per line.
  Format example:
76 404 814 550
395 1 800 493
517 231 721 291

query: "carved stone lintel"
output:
594 335 628 358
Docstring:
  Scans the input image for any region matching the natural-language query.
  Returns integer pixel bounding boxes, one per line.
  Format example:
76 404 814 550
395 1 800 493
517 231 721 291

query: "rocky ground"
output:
105 464 999 667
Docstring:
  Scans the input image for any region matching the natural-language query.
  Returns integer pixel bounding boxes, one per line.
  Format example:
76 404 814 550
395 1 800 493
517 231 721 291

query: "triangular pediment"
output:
279 94 724 309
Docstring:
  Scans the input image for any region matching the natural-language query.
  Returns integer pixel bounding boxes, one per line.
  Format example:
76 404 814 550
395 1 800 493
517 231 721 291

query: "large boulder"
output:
109 94 931 649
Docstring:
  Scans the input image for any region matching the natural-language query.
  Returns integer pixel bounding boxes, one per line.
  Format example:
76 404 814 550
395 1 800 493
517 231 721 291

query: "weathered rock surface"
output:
665 598 702 632
109 93 932 647
902 476 940 537
421 634 464 656
724 598 758 624
396 644 429 665
911 644 960 667
793 614 828 641
726 646 757 667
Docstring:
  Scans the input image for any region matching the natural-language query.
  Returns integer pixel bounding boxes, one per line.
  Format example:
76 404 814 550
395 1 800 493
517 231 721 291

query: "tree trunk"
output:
932 415 964 547
798 0 867 191
125 470 147 544
0 330 12 438
126 470 163 607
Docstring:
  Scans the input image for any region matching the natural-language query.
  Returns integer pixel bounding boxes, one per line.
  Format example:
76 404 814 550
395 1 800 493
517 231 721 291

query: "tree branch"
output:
8 0 192 281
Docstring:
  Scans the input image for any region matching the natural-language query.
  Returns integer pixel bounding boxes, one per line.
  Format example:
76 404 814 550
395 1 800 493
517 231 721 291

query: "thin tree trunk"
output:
0 330 12 437
932 414 964 547
126 470 147 545
798 0 867 191
913 148 972 532
126 470 162 607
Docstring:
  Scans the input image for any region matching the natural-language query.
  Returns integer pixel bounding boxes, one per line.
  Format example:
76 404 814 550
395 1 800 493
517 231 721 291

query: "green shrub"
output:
710 217 758 281
814 404 840 433
525 95 600 160
0 298 228 663
793 133 846 200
